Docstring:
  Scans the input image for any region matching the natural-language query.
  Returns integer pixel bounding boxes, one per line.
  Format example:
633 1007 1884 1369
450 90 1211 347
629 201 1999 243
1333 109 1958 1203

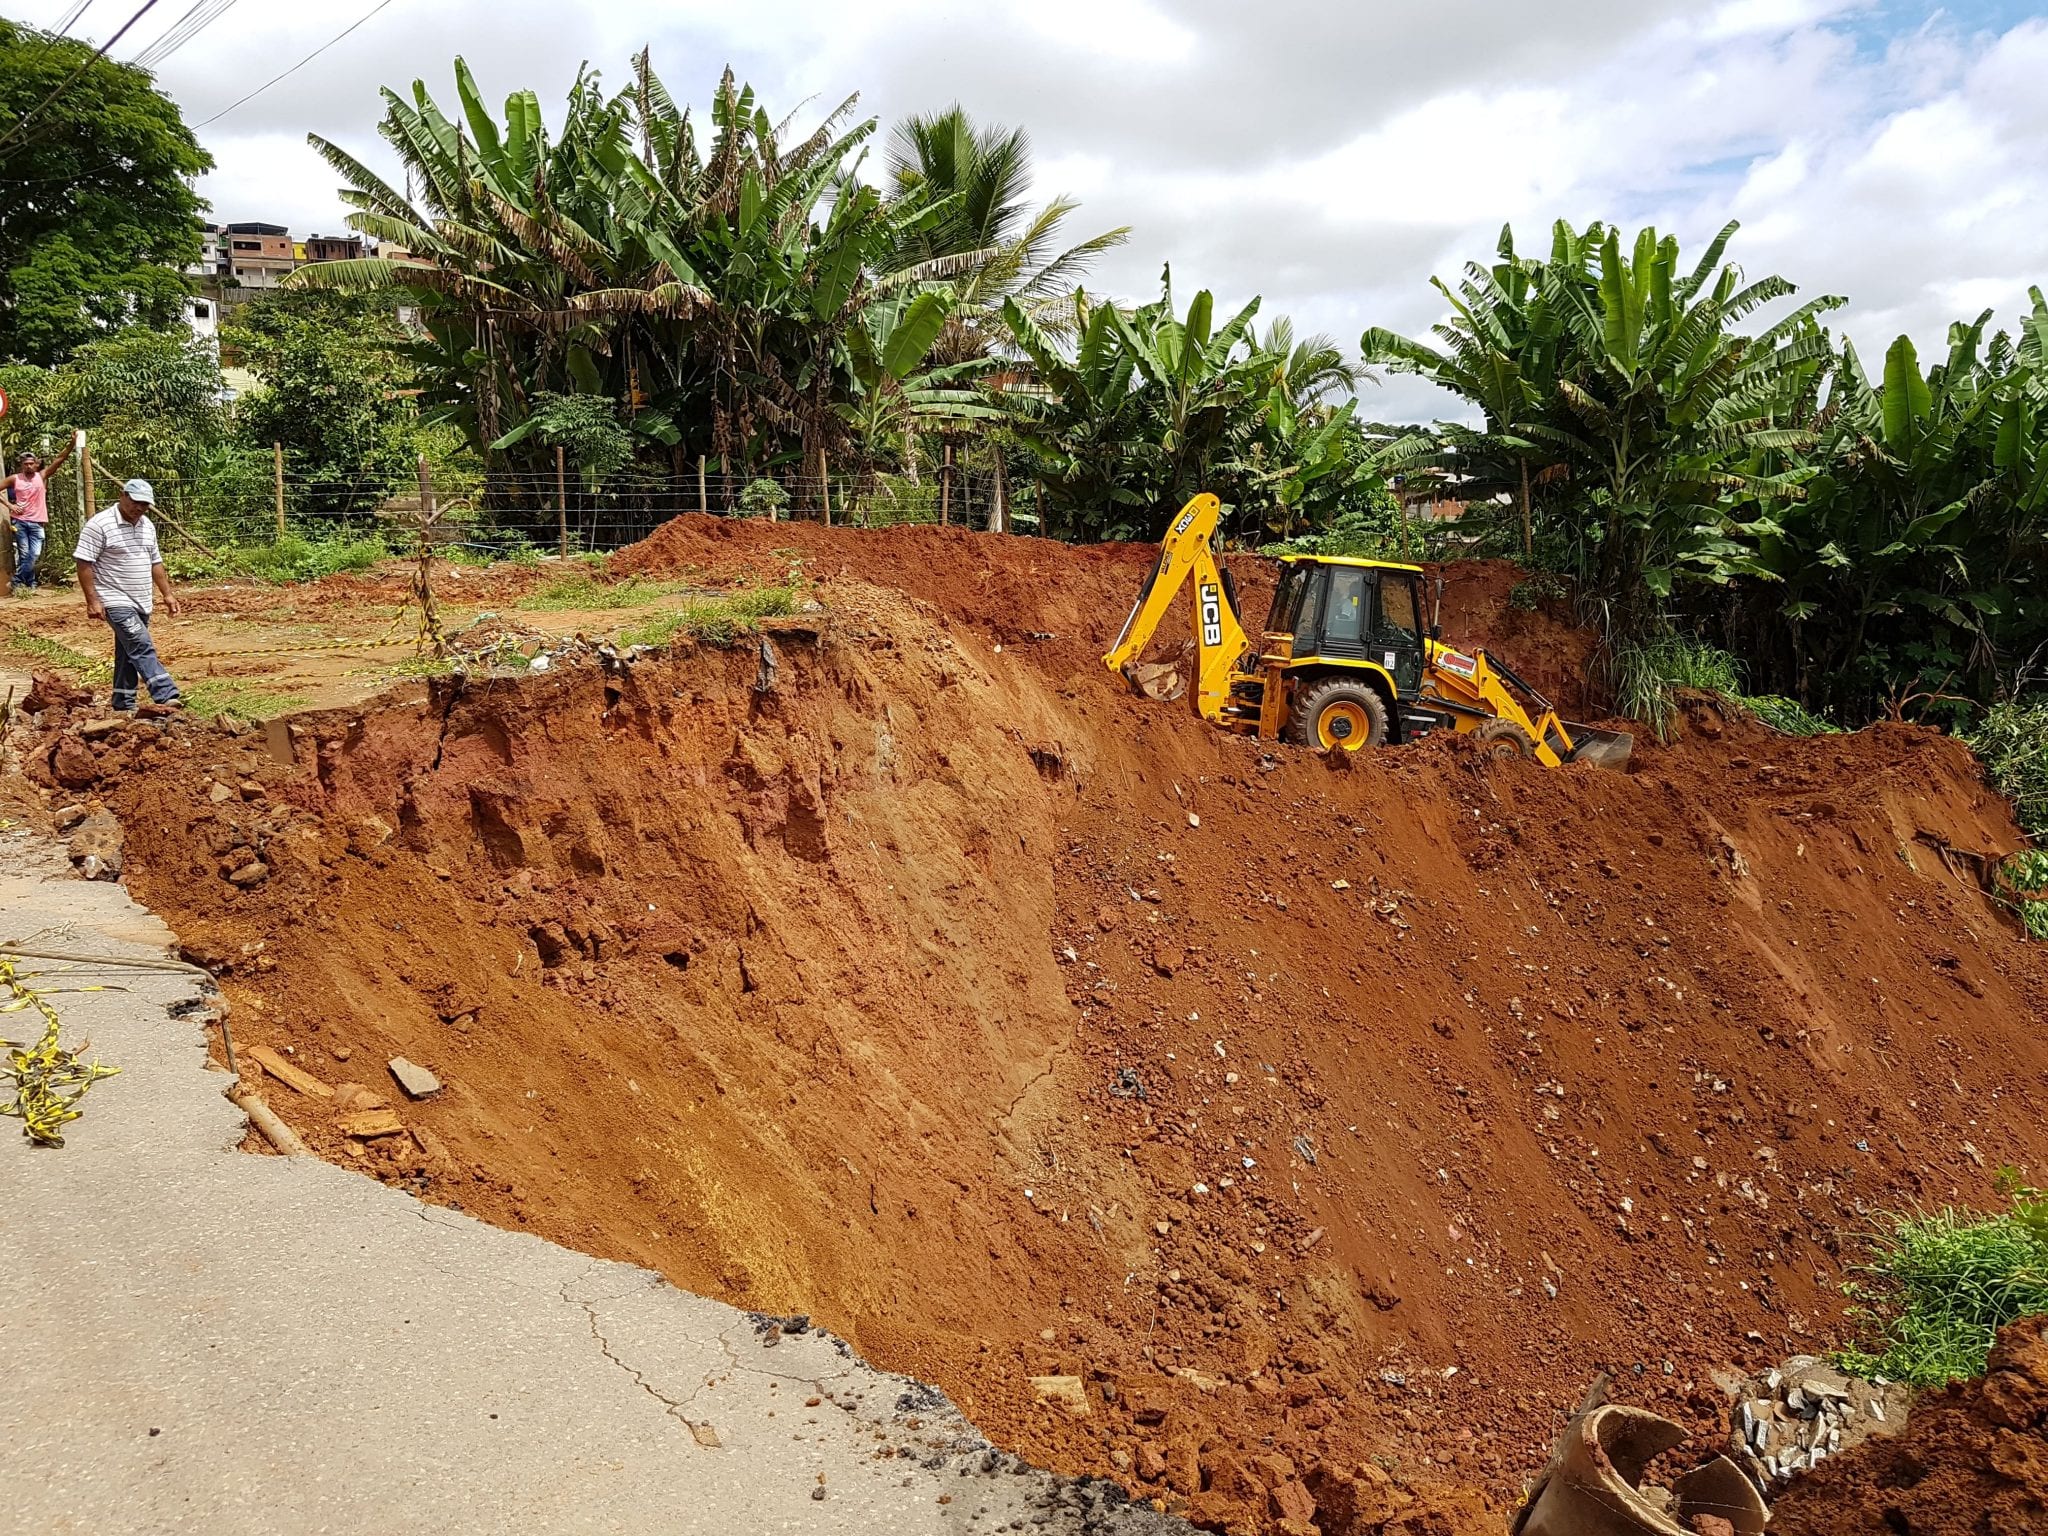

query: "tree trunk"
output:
1519 457 1533 560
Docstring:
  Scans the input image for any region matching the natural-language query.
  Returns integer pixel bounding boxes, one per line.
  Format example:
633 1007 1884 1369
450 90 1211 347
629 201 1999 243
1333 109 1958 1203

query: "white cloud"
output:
13 0 2047 427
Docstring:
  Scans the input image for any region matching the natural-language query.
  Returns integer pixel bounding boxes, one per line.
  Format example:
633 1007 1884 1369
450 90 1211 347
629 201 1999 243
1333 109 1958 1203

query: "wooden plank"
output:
339 1108 405 1139
248 1045 332 1099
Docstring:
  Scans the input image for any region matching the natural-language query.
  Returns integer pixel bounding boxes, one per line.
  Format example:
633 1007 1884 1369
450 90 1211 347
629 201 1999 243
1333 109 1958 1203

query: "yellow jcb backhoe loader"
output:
1104 493 1633 768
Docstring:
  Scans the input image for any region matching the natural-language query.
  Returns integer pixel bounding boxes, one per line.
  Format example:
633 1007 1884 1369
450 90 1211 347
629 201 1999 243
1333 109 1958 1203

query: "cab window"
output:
1291 567 1327 650
1375 574 1420 646
1268 565 1308 636
1324 568 1367 645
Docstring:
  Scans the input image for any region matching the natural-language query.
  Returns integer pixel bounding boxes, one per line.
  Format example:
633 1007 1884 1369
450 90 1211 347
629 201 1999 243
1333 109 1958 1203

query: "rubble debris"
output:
386 1057 442 1100
1722 1354 1910 1491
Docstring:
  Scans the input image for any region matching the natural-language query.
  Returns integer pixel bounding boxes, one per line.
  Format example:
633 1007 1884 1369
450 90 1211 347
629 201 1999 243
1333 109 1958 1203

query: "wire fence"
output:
7 458 1017 584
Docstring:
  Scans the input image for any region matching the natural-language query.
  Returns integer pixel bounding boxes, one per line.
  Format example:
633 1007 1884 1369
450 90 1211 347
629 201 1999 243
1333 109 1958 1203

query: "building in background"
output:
221 222 295 291
302 233 365 263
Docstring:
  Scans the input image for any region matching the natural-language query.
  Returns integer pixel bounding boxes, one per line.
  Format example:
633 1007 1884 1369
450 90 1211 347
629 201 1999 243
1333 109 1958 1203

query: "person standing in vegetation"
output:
4 437 74 594
73 479 181 714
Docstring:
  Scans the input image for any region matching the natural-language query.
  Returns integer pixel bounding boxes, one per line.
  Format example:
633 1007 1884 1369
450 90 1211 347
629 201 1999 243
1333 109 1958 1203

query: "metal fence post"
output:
940 443 953 527
820 447 831 528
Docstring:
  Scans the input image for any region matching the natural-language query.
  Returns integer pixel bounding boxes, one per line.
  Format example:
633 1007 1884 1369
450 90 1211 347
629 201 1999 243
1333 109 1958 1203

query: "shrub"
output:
737 478 790 518
1838 1177 2048 1386
1966 701 2048 839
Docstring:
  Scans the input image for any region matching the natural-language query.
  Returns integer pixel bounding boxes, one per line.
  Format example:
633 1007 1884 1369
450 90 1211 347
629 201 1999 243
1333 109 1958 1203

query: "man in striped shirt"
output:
73 479 182 714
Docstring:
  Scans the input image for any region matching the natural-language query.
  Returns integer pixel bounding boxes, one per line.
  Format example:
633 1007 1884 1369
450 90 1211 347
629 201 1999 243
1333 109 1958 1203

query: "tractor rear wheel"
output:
1473 718 1538 760
1295 678 1390 752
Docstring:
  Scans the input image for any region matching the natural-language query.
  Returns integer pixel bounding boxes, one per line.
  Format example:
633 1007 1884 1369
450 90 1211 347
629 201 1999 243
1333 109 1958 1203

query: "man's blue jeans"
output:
104 606 180 711
11 521 45 589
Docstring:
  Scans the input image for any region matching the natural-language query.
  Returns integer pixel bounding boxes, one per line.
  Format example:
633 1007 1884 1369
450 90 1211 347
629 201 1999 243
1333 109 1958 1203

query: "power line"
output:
53 1 95 37
191 0 399 130
132 0 241 71
0 0 164 154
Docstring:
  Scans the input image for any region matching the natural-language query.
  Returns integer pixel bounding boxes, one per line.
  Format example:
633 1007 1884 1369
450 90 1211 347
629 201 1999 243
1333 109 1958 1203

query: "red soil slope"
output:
1769 1314 2048 1536
34 518 2048 1535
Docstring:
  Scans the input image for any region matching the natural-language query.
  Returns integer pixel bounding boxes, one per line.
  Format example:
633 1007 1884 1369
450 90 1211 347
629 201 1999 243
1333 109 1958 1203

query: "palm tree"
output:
886 105 1129 361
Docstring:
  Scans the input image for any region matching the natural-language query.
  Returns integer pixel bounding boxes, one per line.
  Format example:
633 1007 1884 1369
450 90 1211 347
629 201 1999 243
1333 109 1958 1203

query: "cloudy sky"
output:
19 0 2048 419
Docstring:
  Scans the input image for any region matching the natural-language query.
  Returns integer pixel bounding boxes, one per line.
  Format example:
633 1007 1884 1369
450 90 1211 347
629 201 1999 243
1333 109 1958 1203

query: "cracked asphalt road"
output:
0 828 1189 1535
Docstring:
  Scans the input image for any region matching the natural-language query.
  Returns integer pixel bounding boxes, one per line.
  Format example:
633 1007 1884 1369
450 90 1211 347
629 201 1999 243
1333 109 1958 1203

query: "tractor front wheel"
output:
1473 718 1538 760
1295 678 1390 752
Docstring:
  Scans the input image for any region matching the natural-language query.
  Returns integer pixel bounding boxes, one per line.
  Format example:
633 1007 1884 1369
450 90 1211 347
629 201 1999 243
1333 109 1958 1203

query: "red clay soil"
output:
23 517 2048 1536
1769 1314 2048 1536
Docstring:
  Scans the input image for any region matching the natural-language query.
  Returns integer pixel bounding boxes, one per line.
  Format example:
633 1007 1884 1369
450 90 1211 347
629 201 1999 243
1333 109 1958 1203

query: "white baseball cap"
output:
123 477 155 504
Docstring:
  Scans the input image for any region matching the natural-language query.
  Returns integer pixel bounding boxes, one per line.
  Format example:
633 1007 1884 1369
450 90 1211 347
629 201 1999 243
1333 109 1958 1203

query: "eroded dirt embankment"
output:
41 519 2048 1536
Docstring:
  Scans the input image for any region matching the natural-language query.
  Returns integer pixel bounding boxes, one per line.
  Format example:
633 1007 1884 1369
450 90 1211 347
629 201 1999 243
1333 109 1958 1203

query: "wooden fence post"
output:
417 455 433 521
272 442 286 537
81 432 95 516
940 443 953 527
556 445 569 557
991 446 1008 534
820 447 831 528
697 455 708 515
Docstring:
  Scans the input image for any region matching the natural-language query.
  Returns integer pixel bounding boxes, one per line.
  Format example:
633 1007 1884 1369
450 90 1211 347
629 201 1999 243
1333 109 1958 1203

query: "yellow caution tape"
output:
0 957 120 1148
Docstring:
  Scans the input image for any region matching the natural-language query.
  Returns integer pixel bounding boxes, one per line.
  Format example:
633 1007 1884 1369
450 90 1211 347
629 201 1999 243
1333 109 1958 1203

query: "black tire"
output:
1293 677 1390 752
1473 717 1538 760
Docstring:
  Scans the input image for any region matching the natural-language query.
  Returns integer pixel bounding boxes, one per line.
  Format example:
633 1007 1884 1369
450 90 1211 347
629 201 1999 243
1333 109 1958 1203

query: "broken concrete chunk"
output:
387 1057 442 1099
1028 1375 1090 1416
207 781 237 804
226 861 269 887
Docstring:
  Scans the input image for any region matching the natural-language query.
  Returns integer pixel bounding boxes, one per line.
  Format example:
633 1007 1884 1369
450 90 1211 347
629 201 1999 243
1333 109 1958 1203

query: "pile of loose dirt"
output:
19 519 2048 1536
1768 1314 2048 1535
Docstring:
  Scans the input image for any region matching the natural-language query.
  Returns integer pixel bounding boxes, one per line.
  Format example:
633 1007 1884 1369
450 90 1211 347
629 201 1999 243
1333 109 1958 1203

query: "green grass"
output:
1611 636 1841 740
1742 694 1843 737
4 628 101 676
179 680 308 723
516 572 682 612
618 586 797 649
168 533 395 585
1837 1181 2048 1386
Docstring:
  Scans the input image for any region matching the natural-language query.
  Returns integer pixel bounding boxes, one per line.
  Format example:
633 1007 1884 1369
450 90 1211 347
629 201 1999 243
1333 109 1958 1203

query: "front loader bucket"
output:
1564 723 1634 770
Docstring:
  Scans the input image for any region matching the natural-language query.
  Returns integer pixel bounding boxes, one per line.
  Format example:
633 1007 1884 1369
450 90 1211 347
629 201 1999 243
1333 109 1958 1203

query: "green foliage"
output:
172 532 395 585
226 289 420 516
1608 635 1844 739
1994 850 2048 941
1742 694 1842 737
617 585 796 648
1372 222 2048 718
515 572 680 611
1366 220 1836 650
0 21 211 364
1259 502 1411 562
1509 573 1568 611
491 392 634 489
1000 272 1395 542
737 477 791 516
1967 701 2048 838
55 330 227 479
1837 1183 2048 1386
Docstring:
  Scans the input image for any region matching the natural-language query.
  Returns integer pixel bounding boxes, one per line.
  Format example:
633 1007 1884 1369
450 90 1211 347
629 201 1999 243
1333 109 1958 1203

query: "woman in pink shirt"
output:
6 438 74 594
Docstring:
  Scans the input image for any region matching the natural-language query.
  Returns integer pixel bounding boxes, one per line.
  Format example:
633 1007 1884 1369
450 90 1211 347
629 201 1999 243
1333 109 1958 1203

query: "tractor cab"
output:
1265 555 1430 698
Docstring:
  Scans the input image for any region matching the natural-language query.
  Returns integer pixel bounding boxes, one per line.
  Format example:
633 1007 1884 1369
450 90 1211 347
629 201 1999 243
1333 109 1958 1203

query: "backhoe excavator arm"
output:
1104 494 1252 722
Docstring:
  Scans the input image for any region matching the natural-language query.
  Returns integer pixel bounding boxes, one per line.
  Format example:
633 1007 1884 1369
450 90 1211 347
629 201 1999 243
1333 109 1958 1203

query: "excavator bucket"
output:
1563 723 1634 770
